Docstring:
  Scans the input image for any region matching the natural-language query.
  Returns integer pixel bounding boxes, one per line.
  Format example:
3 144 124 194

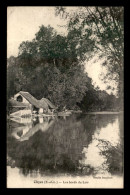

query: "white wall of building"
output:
14 93 30 104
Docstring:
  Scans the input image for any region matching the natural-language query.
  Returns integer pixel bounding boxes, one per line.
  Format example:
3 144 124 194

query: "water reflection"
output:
79 118 122 175
10 117 55 141
7 114 123 177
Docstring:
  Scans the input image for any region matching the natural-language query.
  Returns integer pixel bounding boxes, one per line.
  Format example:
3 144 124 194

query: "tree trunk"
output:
118 69 124 110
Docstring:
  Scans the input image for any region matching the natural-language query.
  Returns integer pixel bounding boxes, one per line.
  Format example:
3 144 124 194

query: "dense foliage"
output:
55 7 124 107
7 25 119 111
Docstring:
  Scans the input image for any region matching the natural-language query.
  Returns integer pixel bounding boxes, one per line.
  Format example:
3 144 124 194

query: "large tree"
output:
55 6 124 107
7 23 119 111
7 25 89 109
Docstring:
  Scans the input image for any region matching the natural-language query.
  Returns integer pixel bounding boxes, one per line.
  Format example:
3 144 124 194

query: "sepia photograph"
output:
7 6 124 188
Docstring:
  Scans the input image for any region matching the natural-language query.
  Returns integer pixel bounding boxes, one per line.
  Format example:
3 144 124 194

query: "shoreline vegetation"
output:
7 7 123 113
85 111 123 114
7 110 123 119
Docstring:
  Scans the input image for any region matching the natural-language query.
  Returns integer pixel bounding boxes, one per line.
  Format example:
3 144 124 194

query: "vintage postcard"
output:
7 6 124 188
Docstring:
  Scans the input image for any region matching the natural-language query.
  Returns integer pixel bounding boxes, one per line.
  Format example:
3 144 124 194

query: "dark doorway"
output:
17 95 23 102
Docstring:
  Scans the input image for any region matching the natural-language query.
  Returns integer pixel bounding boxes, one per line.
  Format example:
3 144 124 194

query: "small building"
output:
9 91 56 116
39 98 56 113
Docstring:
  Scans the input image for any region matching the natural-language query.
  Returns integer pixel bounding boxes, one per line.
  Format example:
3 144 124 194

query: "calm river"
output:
7 113 123 188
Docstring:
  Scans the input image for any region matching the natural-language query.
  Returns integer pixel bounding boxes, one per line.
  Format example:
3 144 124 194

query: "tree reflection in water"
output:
7 114 123 177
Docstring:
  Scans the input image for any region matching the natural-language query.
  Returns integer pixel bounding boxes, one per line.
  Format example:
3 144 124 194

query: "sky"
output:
7 6 117 95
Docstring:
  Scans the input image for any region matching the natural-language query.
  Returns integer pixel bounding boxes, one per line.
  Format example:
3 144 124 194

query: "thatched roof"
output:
11 91 56 110
40 98 56 109
19 91 48 109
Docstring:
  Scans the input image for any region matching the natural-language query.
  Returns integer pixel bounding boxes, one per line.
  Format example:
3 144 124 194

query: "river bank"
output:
85 111 123 115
